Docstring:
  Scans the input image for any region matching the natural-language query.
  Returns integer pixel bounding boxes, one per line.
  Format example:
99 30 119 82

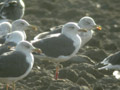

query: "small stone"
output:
96 3 101 8
37 66 41 70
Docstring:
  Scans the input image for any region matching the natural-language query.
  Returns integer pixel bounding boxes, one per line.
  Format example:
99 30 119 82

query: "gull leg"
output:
6 84 9 90
55 64 59 80
12 82 15 90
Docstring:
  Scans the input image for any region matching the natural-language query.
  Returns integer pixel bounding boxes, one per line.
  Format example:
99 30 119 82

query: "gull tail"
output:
98 64 112 70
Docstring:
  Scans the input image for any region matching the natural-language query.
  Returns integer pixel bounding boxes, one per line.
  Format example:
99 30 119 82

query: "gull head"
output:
8 0 25 8
5 31 25 44
62 22 87 35
0 22 12 36
78 16 102 31
12 19 37 32
16 41 41 53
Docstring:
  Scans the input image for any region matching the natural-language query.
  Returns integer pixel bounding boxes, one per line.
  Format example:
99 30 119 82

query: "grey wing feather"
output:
0 0 25 20
101 51 120 65
32 34 75 58
0 42 16 55
35 27 62 40
0 51 29 77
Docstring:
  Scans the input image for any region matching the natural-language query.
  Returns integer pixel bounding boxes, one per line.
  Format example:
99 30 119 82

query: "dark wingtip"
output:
0 36 6 44
94 63 104 69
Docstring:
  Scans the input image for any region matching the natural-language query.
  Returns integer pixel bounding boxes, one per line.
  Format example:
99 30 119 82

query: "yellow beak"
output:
96 25 102 30
78 29 87 32
32 48 42 54
27 25 38 31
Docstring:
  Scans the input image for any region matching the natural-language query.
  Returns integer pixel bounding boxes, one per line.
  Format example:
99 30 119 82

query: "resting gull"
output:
78 16 101 46
32 22 87 80
0 41 41 90
0 31 25 55
0 21 11 37
98 51 120 79
0 0 25 21
11 19 37 39
34 16 101 47
0 19 37 41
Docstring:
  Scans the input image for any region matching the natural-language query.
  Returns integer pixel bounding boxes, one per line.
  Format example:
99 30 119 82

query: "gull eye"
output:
86 21 91 25
9 1 17 6
23 43 30 49
7 35 10 38
20 22 25 26
25 44 30 48
69 26 75 29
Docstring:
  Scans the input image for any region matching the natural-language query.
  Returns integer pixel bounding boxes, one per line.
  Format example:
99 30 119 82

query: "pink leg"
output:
6 84 9 90
55 65 59 80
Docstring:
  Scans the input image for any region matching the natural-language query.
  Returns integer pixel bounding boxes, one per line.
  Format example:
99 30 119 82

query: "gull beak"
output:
7 46 11 49
9 1 17 4
0 2 5 5
96 26 102 30
7 46 15 50
26 25 38 31
94 25 102 31
78 28 88 32
32 48 42 54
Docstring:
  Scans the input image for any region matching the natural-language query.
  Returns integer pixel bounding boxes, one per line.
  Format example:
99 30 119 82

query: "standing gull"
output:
32 22 87 80
0 41 41 90
0 0 25 21
34 16 101 47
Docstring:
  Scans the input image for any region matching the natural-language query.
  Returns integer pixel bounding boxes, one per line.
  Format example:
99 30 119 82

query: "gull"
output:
0 0 25 21
34 16 101 47
32 22 87 80
0 22 11 38
98 51 120 70
0 31 25 55
11 19 37 39
0 41 41 90
98 51 120 79
0 19 37 42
